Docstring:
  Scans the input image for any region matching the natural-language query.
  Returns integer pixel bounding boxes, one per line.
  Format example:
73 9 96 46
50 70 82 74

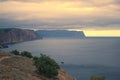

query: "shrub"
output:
90 76 106 80
10 50 33 58
21 51 33 58
10 49 20 55
34 54 60 78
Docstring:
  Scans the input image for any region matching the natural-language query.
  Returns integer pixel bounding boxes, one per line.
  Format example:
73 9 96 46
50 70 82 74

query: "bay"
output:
1 37 120 80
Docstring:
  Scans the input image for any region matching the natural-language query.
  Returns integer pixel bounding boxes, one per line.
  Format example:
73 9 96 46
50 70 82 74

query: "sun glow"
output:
84 30 120 37
67 29 120 37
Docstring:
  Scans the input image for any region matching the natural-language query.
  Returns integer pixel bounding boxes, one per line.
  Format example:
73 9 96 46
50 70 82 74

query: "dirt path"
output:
0 56 11 62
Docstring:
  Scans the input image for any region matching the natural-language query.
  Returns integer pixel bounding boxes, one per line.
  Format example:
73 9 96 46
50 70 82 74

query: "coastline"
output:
0 38 42 49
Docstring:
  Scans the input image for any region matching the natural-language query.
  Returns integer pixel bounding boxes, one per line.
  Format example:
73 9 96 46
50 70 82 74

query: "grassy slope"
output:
0 51 75 80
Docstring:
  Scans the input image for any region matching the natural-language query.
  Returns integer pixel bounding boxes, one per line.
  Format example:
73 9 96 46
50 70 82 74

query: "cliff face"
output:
36 30 85 38
0 28 41 44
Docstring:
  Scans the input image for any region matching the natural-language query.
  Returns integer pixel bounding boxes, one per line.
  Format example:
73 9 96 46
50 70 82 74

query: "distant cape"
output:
36 30 86 38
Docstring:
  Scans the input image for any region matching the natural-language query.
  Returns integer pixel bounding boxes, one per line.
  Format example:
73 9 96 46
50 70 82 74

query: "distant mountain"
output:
36 30 85 38
0 28 41 44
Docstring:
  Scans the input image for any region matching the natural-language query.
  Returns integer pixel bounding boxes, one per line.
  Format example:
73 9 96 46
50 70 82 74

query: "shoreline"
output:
0 38 42 49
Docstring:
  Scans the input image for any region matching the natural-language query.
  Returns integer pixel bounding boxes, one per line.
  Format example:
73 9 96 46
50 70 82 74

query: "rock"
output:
0 28 41 44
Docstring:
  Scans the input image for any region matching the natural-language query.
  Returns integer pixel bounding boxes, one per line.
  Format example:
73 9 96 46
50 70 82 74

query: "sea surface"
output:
1 37 120 80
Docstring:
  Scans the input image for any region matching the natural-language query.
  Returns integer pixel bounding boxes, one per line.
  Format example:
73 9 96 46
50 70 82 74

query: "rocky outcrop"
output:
0 28 41 44
58 69 76 80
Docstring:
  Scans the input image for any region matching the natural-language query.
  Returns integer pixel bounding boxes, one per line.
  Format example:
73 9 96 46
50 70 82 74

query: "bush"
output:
10 49 20 55
10 50 60 78
34 54 60 78
33 56 39 61
90 76 106 80
10 50 33 58
21 51 33 58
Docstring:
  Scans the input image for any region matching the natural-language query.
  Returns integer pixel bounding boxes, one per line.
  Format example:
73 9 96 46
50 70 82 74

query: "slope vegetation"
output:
0 50 75 80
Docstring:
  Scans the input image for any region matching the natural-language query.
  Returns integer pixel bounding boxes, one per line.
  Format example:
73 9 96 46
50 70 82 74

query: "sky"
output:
0 0 120 36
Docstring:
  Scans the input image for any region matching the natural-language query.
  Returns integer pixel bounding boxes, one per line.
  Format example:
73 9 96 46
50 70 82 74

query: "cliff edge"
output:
36 30 85 38
0 28 41 44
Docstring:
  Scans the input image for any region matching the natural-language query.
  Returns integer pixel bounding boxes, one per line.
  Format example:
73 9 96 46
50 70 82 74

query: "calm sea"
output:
1 37 120 80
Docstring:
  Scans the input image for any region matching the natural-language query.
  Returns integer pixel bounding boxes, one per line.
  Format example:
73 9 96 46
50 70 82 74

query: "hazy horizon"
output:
0 0 120 36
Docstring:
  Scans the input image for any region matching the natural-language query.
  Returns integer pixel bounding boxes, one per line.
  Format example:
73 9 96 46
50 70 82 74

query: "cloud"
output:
0 0 120 30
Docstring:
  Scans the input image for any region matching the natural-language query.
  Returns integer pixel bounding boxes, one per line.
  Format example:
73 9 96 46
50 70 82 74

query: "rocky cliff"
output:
0 28 41 44
36 30 85 38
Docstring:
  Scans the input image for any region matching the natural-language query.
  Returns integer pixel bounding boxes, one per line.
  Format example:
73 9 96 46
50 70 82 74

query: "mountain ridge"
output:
36 30 85 38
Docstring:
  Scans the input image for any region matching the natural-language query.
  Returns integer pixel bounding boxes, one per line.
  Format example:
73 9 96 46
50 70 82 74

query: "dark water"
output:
1 37 120 80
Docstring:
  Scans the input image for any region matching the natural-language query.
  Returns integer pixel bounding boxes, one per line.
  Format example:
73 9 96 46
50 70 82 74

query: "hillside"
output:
0 50 75 80
0 28 41 44
36 30 85 38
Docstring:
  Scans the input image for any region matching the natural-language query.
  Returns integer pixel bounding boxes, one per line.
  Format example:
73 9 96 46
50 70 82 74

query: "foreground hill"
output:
36 30 85 38
0 28 41 44
0 50 75 80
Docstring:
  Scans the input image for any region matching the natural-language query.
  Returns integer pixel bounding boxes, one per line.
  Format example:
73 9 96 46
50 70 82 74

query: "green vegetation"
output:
21 51 33 58
90 76 106 80
33 54 60 78
9 50 60 79
10 50 33 58
10 49 20 55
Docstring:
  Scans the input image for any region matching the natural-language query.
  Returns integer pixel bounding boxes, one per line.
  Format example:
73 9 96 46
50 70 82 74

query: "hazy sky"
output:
0 0 120 36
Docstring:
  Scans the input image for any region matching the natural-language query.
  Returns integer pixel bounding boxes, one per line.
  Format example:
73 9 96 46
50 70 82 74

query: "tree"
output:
21 51 33 58
34 54 60 78
90 76 106 80
10 49 20 55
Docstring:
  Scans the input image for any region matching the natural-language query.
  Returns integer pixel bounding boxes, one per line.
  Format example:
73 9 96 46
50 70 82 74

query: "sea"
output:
1 37 120 80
